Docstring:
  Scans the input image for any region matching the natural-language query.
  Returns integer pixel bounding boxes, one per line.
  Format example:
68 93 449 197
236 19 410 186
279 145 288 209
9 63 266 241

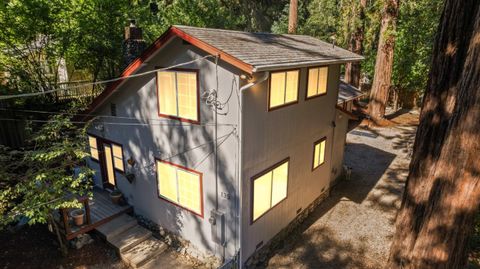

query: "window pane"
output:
157 161 178 202
271 162 288 206
269 72 286 108
318 67 328 95
314 143 320 168
88 136 98 160
319 140 326 165
253 172 273 221
307 68 319 97
111 144 124 171
158 71 177 116
285 71 299 103
177 169 201 214
103 144 115 186
177 72 198 121
114 157 124 172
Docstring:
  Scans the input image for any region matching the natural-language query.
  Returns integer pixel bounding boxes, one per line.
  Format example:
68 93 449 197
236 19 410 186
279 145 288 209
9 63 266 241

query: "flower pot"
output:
109 191 122 204
70 209 85 227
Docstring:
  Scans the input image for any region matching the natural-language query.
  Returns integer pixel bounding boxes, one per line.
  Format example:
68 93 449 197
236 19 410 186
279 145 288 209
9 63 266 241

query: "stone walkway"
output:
265 123 417 269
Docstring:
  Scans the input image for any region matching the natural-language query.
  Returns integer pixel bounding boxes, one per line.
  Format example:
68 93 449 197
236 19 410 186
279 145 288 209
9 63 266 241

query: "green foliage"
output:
392 0 442 99
0 106 94 227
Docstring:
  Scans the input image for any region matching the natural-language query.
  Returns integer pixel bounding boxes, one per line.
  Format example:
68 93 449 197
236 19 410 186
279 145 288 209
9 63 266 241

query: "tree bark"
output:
368 0 400 120
387 1 480 269
345 0 367 88
288 0 298 34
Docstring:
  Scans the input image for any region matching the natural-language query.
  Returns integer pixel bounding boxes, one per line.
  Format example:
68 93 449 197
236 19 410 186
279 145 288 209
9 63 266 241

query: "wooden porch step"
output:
109 225 152 253
95 214 138 240
121 238 167 268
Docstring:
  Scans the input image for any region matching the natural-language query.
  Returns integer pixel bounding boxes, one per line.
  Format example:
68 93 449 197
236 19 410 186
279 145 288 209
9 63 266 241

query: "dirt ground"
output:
265 111 418 269
0 224 126 269
0 223 204 269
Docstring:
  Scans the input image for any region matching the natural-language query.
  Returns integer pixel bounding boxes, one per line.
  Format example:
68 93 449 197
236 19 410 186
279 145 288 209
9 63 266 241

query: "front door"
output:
99 142 116 190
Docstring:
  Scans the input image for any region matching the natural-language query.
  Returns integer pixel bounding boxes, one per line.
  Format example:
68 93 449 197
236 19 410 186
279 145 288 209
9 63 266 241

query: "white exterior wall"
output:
240 64 344 262
87 37 243 261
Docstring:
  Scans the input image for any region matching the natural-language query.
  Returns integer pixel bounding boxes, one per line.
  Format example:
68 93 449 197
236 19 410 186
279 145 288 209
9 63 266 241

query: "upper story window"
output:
307 66 328 99
252 158 289 222
157 70 199 122
156 160 203 216
269 70 299 109
312 137 326 170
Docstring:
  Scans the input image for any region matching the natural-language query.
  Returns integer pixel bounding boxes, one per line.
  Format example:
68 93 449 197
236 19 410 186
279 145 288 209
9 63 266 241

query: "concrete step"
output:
109 225 152 253
95 214 138 241
121 238 167 268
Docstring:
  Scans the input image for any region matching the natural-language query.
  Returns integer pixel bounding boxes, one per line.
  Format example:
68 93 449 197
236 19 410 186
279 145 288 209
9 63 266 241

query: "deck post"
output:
61 208 71 235
84 198 91 225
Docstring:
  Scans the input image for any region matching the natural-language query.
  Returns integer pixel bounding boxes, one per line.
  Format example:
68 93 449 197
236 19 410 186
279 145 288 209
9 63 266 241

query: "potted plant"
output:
109 189 122 204
70 209 85 226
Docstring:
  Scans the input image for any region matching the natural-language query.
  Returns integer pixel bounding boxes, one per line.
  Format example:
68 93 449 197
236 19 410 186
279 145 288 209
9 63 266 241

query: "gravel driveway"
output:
265 122 417 269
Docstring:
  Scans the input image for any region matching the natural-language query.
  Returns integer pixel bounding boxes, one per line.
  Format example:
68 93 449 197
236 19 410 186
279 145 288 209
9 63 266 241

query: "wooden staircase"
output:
96 214 167 268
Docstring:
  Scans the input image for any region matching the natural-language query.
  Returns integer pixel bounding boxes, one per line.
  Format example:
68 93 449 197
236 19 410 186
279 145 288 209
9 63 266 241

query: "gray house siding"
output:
240 64 342 261
87 37 242 260
331 109 350 184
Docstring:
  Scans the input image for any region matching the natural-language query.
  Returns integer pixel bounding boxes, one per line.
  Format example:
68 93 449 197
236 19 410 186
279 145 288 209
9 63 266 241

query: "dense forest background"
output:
0 0 443 110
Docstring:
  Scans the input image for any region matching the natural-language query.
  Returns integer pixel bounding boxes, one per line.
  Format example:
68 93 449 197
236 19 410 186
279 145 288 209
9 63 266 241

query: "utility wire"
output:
135 128 235 171
0 55 215 100
193 130 233 169
0 118 236 127
0 108 237 126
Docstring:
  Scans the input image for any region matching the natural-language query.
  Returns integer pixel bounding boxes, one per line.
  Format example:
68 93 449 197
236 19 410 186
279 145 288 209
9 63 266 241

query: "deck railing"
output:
55 81 104 102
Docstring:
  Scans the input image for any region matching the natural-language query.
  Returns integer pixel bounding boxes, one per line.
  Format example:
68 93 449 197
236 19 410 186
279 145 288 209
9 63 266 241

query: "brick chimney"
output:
122 19 146 68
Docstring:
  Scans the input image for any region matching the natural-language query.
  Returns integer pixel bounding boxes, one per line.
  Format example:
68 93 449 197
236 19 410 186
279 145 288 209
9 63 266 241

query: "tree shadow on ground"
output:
255 141 404 269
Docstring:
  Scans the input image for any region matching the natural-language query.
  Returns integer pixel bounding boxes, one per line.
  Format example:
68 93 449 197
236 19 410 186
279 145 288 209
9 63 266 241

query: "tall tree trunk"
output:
387 1 480 269
345 0 367 88
288 0 298 34
368 0 400 120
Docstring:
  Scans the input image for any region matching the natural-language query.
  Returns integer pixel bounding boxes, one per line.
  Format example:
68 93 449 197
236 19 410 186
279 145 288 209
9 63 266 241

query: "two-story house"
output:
80 25 363 267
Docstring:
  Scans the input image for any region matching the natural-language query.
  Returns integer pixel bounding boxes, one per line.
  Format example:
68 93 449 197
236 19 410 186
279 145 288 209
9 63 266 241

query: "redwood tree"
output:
387 1 480 268
288 0 298 34
368 0 400 120
344 0 367 88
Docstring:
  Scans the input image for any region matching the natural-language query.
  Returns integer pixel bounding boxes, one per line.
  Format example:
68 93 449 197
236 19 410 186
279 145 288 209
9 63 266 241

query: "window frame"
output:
268 69 300 111
155 67 201 124
250 157 290 223
87 133 126 174
312 137 327 171
155 159 204 218
88 135 99 162
305 66 329 100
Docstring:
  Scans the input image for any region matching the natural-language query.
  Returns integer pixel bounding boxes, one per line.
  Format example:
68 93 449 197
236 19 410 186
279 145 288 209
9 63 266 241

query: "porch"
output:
56 188 132 240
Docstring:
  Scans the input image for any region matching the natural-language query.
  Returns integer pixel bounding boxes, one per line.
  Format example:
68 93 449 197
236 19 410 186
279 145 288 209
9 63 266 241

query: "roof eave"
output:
252 57 364 72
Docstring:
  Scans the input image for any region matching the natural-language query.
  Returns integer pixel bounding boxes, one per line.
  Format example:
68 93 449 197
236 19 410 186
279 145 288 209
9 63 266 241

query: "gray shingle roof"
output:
338 81 364 104
175 25 363 72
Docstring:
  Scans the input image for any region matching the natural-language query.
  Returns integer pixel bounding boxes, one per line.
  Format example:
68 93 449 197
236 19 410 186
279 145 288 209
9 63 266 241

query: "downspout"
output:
237 71 269 267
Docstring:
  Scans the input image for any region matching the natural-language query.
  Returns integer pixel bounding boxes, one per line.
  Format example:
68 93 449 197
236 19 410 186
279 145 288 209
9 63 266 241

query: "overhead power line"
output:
0 108 237 126
0 55 215 100
0 118 236 127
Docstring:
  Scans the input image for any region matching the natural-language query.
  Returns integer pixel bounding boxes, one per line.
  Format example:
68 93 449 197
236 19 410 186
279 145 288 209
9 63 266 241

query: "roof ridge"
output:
173 25 323 39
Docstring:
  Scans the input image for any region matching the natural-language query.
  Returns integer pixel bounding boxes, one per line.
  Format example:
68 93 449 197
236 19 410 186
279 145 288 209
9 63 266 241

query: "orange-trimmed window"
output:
269 70 299 109
313 137 326 169
252 159 289 222
88 135 99 160
307 66 328 98
157 70 198 122
156 160 203 216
